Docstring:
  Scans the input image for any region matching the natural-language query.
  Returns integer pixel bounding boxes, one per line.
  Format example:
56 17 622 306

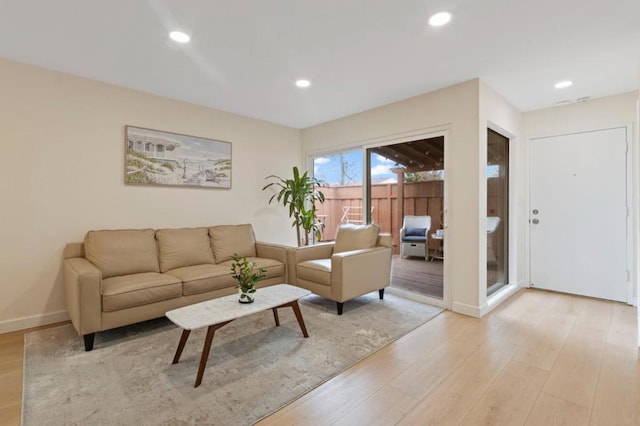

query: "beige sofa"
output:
64 224 287 351
288 224 393 315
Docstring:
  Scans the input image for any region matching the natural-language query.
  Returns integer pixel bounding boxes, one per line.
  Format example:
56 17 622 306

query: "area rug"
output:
23 293 443 425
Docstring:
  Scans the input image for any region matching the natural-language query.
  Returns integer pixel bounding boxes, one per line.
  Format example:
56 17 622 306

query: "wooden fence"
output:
315 179 505 256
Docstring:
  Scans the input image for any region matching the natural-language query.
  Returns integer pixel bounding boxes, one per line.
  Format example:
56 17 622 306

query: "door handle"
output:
532 218 539 224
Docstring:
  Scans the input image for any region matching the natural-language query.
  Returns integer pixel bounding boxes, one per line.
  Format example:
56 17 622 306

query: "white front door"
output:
530 127 628 302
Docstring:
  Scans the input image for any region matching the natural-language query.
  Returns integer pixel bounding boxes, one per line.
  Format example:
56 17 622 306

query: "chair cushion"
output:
85 229 159 279
297 259 332 286
101 272 181 312
156 227 215 272
405 227 426 237
209 224 257 263
333 224 380 254
403 235 427 242
165 264 236 296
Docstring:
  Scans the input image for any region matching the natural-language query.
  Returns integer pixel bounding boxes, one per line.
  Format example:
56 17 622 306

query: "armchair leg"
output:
379 289 385 300
336 302 344 315
83 333 95 351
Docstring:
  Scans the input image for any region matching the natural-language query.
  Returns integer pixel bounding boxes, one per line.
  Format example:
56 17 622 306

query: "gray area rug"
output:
23 293 442 425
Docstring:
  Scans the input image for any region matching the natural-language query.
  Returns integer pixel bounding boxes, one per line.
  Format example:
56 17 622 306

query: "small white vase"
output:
238 288 255 304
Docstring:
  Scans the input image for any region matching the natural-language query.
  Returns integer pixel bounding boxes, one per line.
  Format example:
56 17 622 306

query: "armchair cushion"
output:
404 227 427 237
297 259 332 286
333 224 380 254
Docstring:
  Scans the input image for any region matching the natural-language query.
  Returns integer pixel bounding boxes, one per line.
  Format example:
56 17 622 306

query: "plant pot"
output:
238 288 255 304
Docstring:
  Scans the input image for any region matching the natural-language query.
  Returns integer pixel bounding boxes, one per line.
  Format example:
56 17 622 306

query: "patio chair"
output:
487 216 501 263
400 215 431 260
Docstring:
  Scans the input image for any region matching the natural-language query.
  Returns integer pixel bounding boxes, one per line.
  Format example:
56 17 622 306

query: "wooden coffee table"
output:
166 284 311 387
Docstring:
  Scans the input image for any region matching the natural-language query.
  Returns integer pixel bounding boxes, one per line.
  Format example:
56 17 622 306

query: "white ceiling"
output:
0 0 638 129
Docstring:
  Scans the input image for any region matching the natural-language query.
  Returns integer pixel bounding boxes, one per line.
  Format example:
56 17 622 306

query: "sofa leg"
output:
83 333 95 351
336 302 344 315
379 289 385 300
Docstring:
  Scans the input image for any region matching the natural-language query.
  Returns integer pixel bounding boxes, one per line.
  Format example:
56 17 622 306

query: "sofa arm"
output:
255 241 288 263
293 242 335 263
286 243 335 285
256 241 290 282
64 257 102 336
330 246 392 302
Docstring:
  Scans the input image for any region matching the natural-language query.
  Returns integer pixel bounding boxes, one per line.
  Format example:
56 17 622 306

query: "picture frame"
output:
124 125 232 189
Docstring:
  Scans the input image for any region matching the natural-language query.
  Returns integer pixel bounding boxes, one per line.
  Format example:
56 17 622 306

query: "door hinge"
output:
627 270 631 282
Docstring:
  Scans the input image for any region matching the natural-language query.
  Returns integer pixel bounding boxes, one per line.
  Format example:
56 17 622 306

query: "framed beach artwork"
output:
124 126 232 189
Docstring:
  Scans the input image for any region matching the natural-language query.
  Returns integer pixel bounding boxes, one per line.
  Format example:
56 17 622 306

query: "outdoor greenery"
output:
404 170 444 183
230 253 266 303
263 166 326 246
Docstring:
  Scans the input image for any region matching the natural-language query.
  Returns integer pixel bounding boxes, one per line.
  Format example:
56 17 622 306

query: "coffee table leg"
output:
195 326 216 388
290 300 309 338
172 329 191 364
272 308 280 326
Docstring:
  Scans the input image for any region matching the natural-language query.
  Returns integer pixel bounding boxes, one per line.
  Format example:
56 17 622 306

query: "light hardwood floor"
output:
1 289 638 425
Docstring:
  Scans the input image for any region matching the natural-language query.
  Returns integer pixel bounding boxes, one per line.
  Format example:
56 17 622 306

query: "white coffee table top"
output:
166 284 311 330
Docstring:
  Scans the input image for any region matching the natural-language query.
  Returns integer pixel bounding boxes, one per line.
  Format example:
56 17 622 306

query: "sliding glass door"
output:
487 129 509 296
311 149 363 242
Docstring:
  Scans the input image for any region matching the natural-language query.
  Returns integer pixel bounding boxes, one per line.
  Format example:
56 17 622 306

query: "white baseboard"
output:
451 301 483 318
0 310 69 334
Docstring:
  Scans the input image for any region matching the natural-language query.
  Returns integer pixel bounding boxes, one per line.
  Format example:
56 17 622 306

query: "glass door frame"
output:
362 128 451 309
485 122 518 308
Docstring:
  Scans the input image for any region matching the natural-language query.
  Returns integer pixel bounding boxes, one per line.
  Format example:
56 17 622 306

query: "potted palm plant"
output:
263 166 326 246
231 253 266 303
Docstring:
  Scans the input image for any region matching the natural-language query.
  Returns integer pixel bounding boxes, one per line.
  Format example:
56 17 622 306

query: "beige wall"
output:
523 92 637 137
302 79 487 315
0 58 301 331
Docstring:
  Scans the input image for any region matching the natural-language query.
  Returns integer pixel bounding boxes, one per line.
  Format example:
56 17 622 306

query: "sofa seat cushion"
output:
101 272 182 312
297 259 331 286
165 264 237 296
156 227 215 272
217 257 285 281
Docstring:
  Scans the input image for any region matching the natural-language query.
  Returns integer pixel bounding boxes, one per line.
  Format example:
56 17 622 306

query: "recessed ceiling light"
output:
295 79 311 88
554 80 573 89
429 12 452 27
169 31 190 43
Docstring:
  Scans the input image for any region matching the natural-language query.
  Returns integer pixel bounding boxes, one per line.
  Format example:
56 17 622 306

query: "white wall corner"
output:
451 301 484 318
0 310 69 334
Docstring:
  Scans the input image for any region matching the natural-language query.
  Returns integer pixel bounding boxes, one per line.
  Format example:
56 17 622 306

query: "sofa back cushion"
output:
209 224 257 263
333 224 380 253
84 229 159 279
156 227 215 272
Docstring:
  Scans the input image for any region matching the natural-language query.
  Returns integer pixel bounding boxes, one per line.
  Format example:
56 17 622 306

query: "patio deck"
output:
390 255 443 299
